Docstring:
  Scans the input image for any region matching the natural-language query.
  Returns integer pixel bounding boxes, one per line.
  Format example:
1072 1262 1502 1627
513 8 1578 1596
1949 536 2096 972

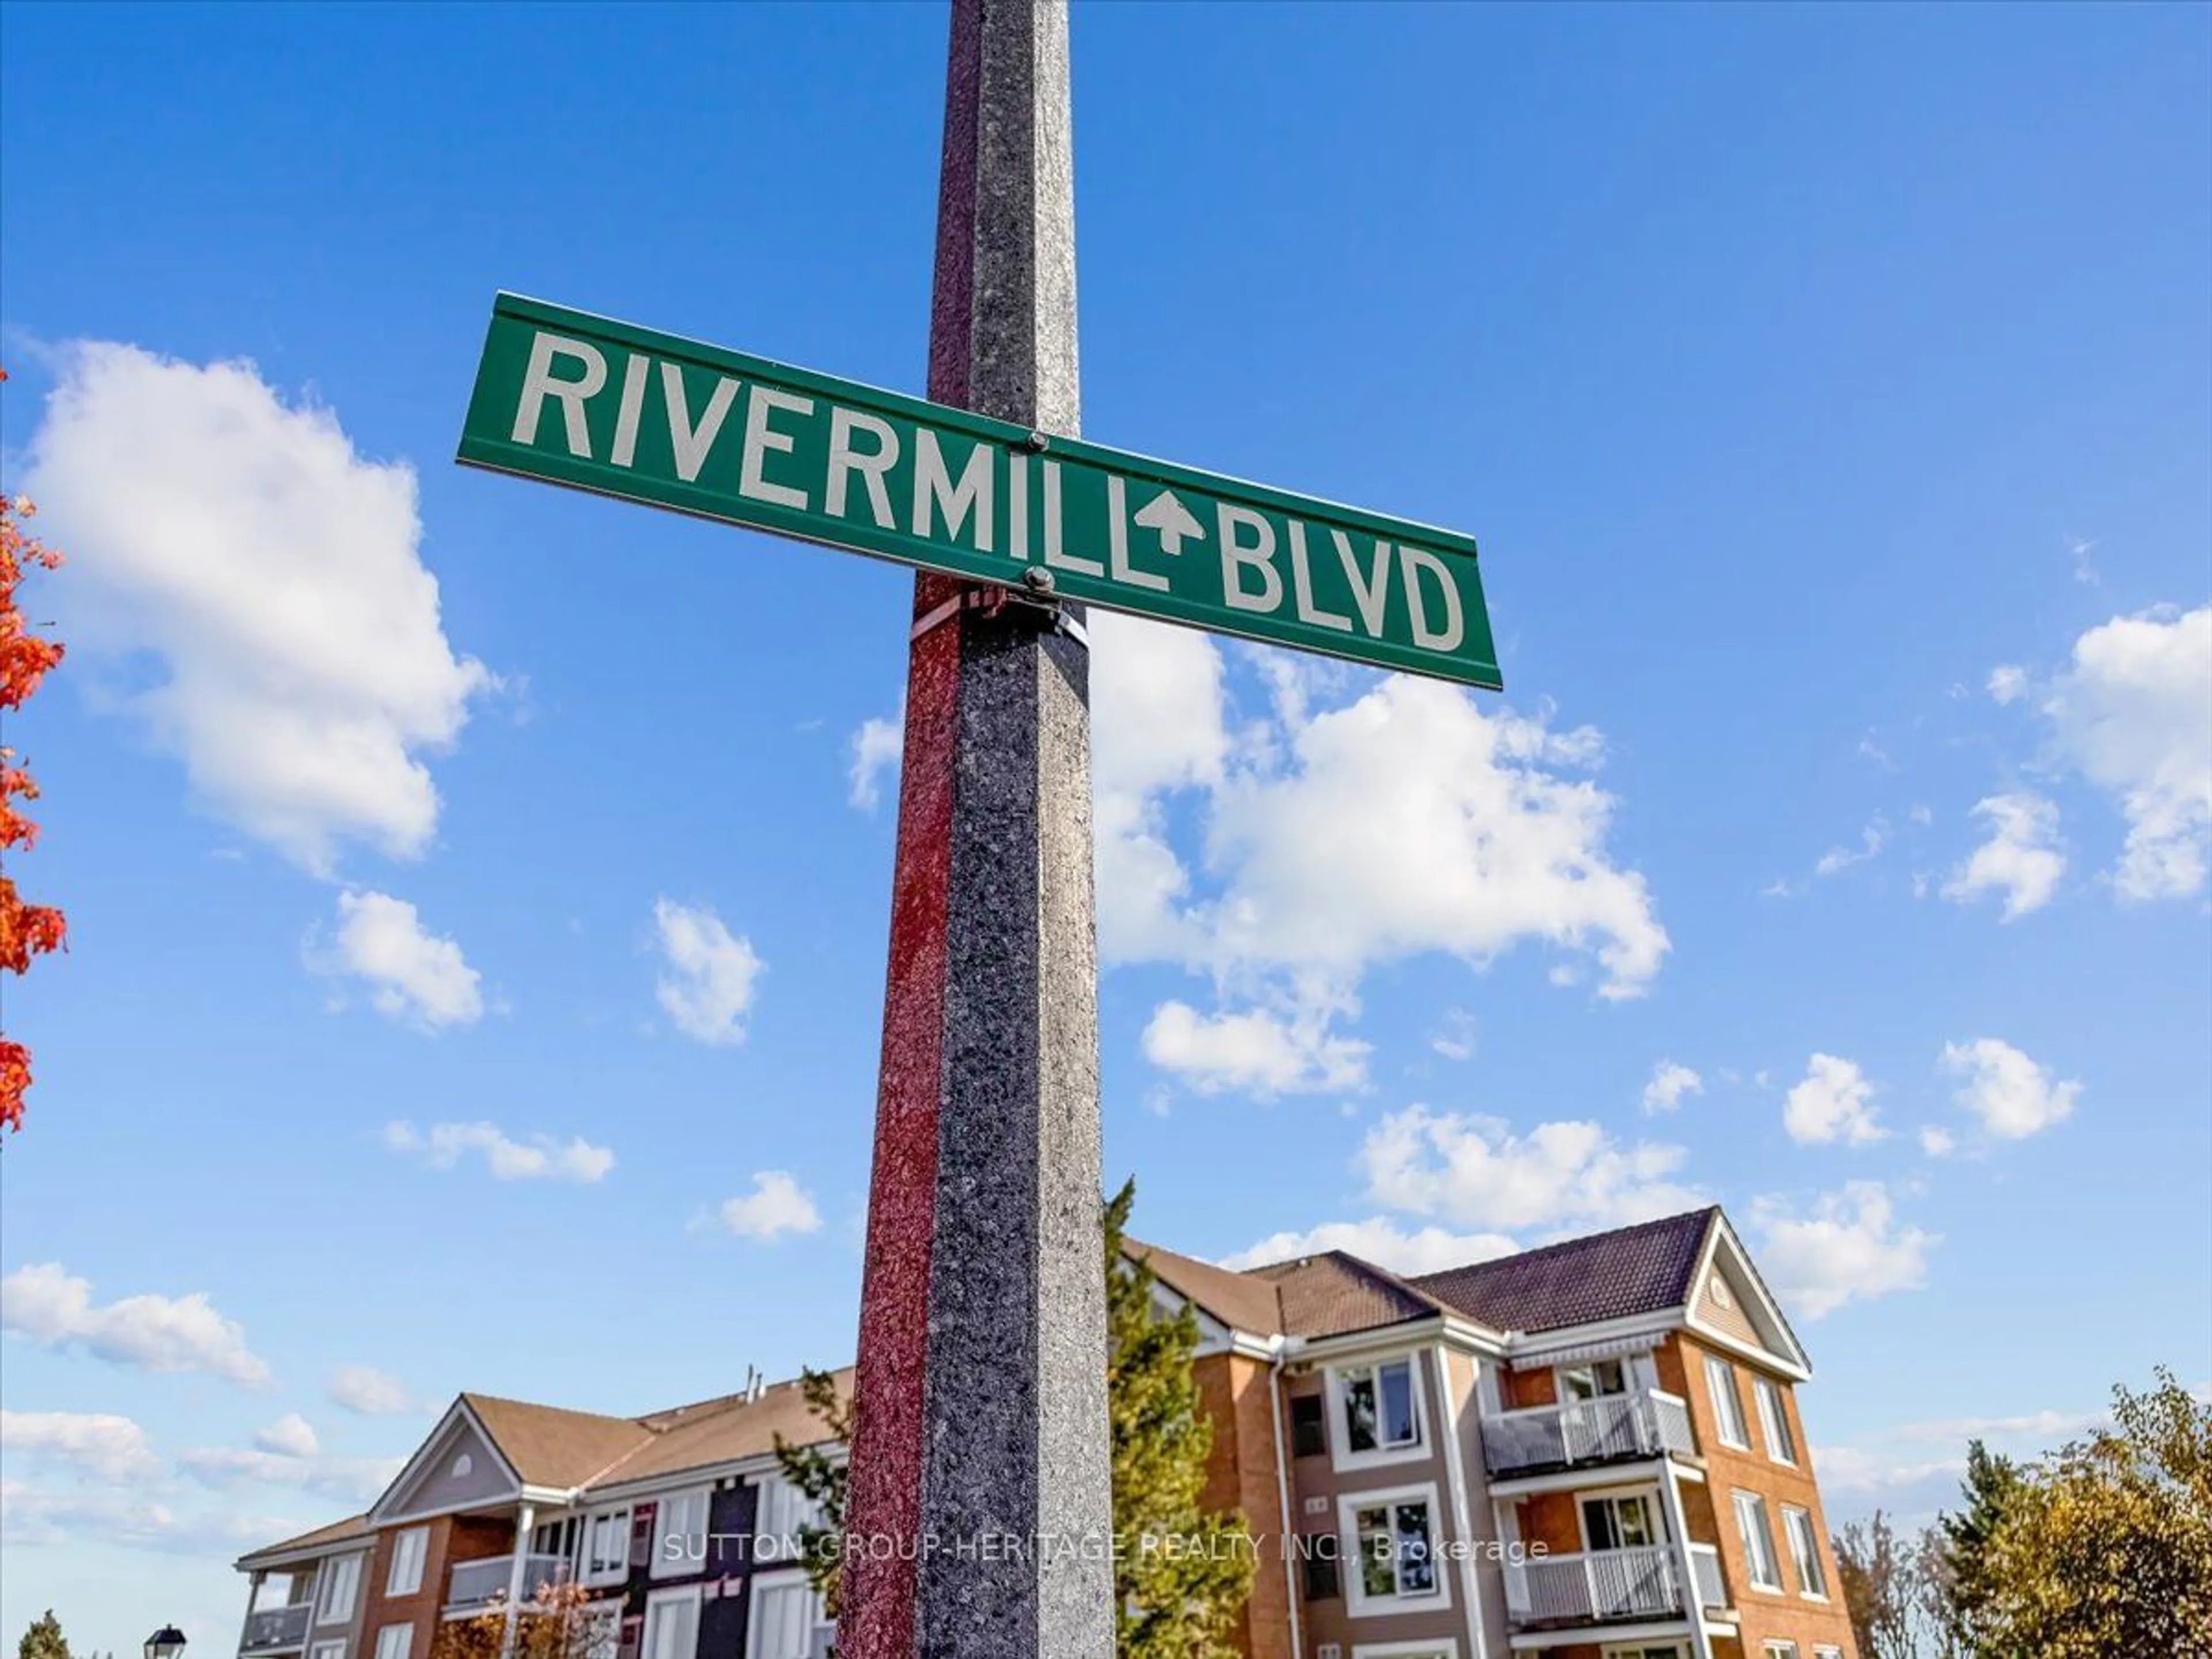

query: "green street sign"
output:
458 294 1500 689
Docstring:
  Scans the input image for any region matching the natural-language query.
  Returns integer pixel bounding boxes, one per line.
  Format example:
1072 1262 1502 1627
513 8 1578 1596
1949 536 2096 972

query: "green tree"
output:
1103 1177 1255 1658
18 1612 69 1659
1972 1369 2212 1657
774 1178 1256 1657
1935 1440 2023 1652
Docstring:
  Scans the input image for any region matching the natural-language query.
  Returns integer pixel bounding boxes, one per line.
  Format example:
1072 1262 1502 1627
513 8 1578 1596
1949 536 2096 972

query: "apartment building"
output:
234 1206 1855 1659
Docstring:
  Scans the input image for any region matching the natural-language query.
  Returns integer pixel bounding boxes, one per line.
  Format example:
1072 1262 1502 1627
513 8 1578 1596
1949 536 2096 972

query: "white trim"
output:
1338 1480 1452 1618
370 1627 412 1659
314 1554 366 1627
1506 1623 1696 1652
650 1487 713 1581
1693 1216 1812 1375
1730 1489 1783 1594
1429 1343 1490 1659
1487 1457 1672 1501
1511 1332 1665 1370
743 1567 830 1659
1351 1643 1460 1659
1753 1377 1798 1467
386 1527 429 1599
582 1504 634 1587
640 1585 703 1659
368 1402 527 1525
1703 1356 1751 1450
308 1643 345 1659
1781 1503 1829 1600
1326 1353 1433 1473
1570 1482 1666 1554
1266 1364 1305 1659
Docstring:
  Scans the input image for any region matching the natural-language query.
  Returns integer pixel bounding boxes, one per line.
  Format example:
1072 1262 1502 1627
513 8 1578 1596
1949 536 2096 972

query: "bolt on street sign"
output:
458 294 1501 689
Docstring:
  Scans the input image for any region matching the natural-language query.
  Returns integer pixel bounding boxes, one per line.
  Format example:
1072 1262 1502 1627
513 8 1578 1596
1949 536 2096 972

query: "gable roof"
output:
1127 1238 1284 1336
460 1393 657 1489
1250 1250 1469 1339
1409 1208 1718 1335
588 1369 851 1490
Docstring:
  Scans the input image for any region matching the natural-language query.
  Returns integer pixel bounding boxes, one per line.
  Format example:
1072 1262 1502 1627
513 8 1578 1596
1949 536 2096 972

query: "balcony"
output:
240 1607 312 1654
1504 1544 1686 1628
446 1555 574 1611
1481 1388 1696 1478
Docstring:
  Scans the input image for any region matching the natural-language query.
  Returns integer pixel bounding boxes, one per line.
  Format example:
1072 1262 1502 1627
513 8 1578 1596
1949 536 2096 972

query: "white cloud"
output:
1783 1054 1888 1146
181 1441 402 1505
23 342 491 874
1641 1060 1703 1115
652 897 763 1046
0 1262 270 1386
1749 1182 1936 1319
1141 999 1370 1097
713 1172 822 1241
1219 1218 1518 1275
1918 1126 1956 1158
1086 617 1667 1050
1429 1008 1479 1063
1943 793 2065 919
1812 1444 1967 1498
0 1409 161 1479
382 1120 615 1183
310 889 485 1029
0 1480 183 1547
1939 1037 2080 1141
253 1412 320 1459
847 709 904 810
1987 665 2030 705
1090 611 1229 963
2044 604 2211 901
1815 817 1889 878
1359 1106 1700 1234
328 1363 415 1416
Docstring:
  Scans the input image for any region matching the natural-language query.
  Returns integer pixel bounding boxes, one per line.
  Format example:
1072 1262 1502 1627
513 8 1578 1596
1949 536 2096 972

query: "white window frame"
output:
650 1487 712 1581
1705 1355 1751 1450
1337 1481 1452 1618
1325 1354 1428 1472
744 1569 834 1659
584 1506 634 1586
309 1643 345 1659
1813 1648 1844 1659
1574 1481 1668 1553
1555 1357 1630 1401
1762 1644 1801 1659
1350 1644 1460 1659
371 1627 412 1659
386 1528 429 1599
640 1585 702 1659
1783 1504 1828 1599
315 1555 364 1626
1732 1489 1783 1593
1755 1377 1798 1465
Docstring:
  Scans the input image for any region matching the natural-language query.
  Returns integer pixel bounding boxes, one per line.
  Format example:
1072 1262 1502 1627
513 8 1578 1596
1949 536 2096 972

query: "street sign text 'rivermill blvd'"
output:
459 293 1501 688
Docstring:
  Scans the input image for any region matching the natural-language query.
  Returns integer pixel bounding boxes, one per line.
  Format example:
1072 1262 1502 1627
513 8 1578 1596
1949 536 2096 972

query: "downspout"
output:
1431 1342 1491 1659
1266 1357 1304 1659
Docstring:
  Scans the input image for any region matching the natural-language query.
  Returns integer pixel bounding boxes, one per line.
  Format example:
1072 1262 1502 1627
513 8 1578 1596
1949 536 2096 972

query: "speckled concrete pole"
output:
839 2 1113 1657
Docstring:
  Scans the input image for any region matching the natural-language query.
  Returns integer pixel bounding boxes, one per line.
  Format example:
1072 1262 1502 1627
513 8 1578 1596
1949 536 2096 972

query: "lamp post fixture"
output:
145 1626 187 1659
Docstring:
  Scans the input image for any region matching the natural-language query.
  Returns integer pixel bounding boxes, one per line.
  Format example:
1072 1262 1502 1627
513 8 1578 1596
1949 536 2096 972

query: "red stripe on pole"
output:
839 573 965 1659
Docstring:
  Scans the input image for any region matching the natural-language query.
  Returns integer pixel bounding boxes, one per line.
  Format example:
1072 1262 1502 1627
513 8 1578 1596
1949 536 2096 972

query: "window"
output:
386 1529 429 1598
1581 1491 1661 1551
533 1516 584 1566
641 1588 700 1659
1336 1357 1423 1460
1732 1490 1782 1592
1762 1645 1800 1659
1755 1378 1798 1465
747 1574 832 1659
372 1628 412 1659
1783 1506 1828 1597
309 1644 344 1659
1815 1649 1844 1659
1559 1358 1629 1400
1290 1393 1328 1458
315 1555 362 1626
585 1508 633 1585
1342 1487 1447 1613
651 1488 711 1580
1705 1356 1750 1449
755 1476 825 1564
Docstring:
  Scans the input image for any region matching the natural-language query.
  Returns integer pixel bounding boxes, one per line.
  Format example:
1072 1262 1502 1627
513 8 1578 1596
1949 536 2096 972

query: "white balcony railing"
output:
1688 1541 1728 1608
240 1607 312 1653
1503 1544 1684 1627
1482 1388 1698 1476
446 1555 574 1610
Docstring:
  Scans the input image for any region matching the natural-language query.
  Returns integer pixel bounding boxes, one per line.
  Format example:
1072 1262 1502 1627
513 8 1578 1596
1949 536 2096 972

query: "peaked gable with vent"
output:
369 1399 525 1522
1686 1210 1810 1377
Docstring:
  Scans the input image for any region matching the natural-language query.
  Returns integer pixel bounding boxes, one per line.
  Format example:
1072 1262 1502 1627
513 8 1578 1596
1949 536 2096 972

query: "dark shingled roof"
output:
1409 1207 1718 1335
1128 1238 1286 1336
1249 1251 1467 1339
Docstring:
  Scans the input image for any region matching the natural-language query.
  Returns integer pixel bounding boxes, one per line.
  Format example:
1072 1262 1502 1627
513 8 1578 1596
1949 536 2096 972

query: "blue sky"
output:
2 1 2207 1649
